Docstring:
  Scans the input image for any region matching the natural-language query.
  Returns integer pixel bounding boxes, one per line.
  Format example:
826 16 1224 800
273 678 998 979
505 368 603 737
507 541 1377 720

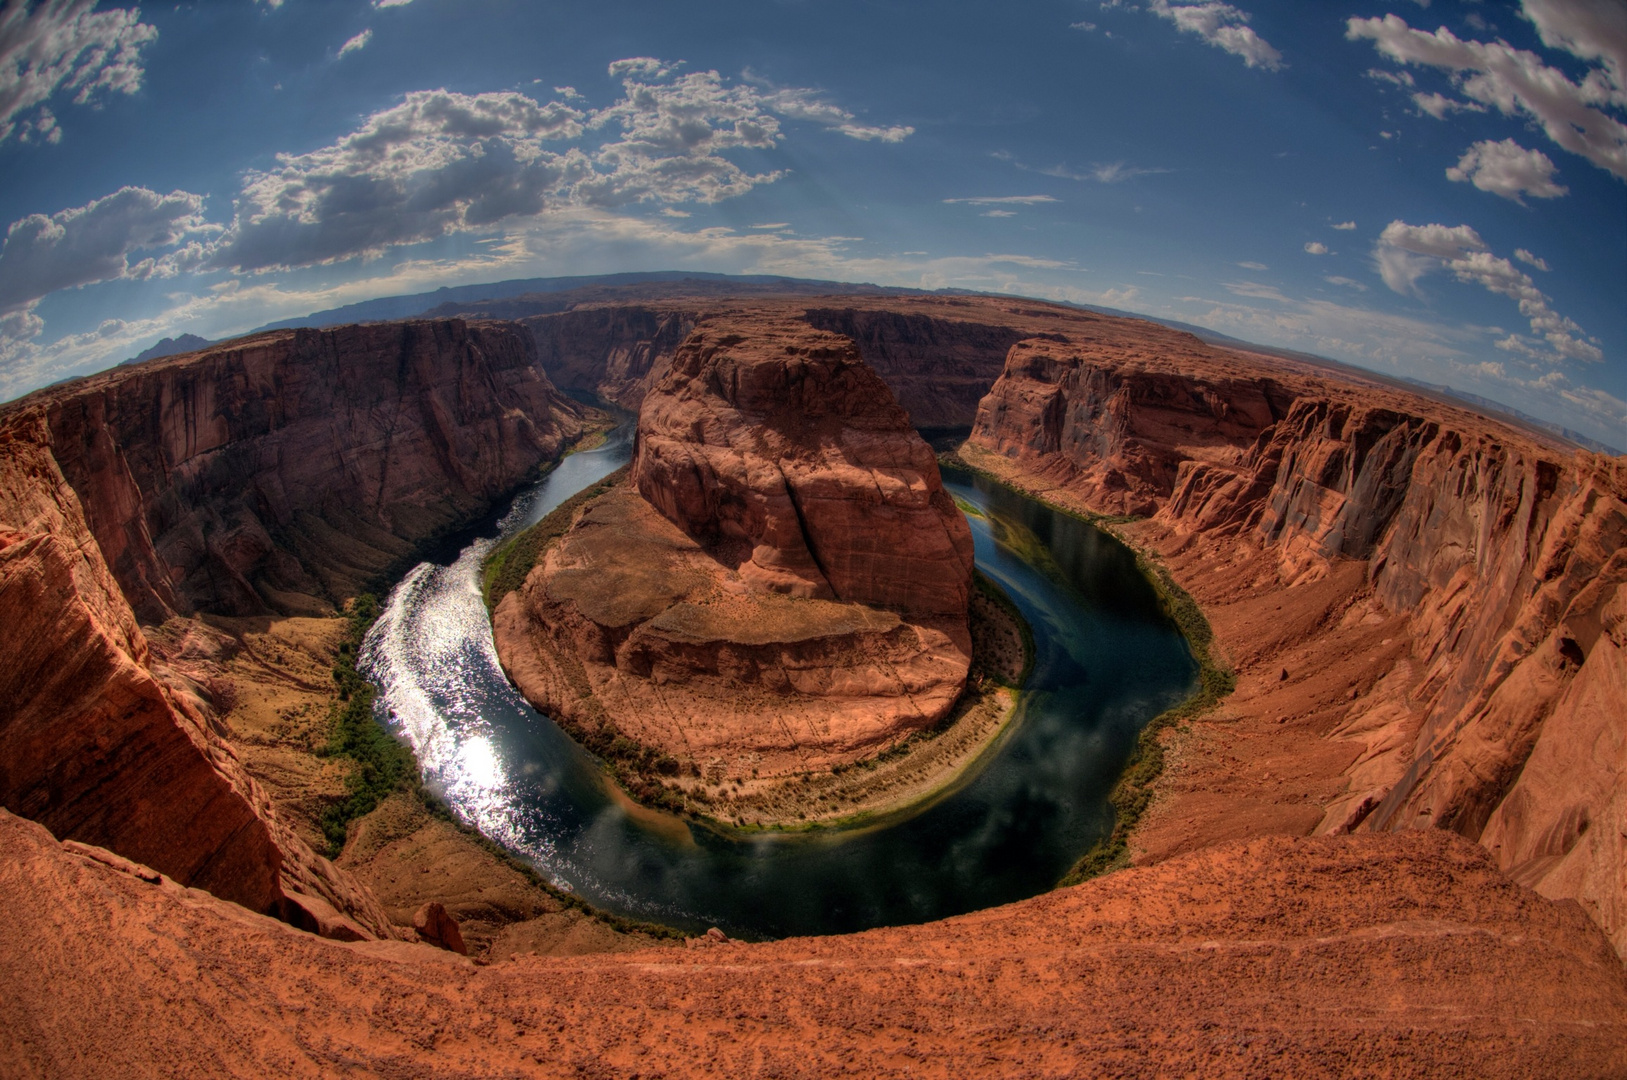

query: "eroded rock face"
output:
495 317 974 776
633 318 974 617
970 334 1627 956
0 319 580 936
30 319 581 620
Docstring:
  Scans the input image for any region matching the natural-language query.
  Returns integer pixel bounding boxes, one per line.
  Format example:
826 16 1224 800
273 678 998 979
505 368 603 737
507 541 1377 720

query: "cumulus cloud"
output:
338 29 372 58
1445 138 1567 201
0 0 158 144
1332 221 1357 230
1145 0 1284 71
1304 241 1329 254
1347 9 1627 180
1375 219 1601 363
0 187 213 314
210 89 589 271
201 62 910 274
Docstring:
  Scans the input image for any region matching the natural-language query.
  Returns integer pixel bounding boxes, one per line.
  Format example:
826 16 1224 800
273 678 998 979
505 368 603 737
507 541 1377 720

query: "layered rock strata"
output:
7 809 1625 1078
0 319 580 935
440 289 1057 425
968 335 1627 955
495 318 975 777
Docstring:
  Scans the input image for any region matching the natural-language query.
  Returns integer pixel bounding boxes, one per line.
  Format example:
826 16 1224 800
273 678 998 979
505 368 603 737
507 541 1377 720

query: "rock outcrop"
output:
633 318 974 616
0 319 580 935
494 317 975 778
32 319 581 620
440 291 1047 426
7 808 1625 1078
968 334 1627 955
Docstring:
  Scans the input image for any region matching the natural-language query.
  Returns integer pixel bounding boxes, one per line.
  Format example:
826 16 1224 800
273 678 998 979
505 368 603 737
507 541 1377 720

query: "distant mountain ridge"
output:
250 272 916 333
123 333 212 366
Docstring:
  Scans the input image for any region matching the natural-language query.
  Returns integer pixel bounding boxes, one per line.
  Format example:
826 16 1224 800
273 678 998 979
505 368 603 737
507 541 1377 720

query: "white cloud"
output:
1411 90 1485 118
1084 161 1166 183
375 0 415 7
337 29 373 58
1145 0 1284 71
1304 241 1329 254
752 77 914 142
1347 11 1627 180
943 195 1059 205
1375 219 1601 363
1445 138 1567 201
1521 0 1627 101
0 187 212 314
1366 67 1415 88
1515 247 1550 271
1325 275 1367 290
1071 21 1097 32
0 0 158 144
1237 260 1267 270
1332 221 1357 230
198 63 910 274
982 209 1016 218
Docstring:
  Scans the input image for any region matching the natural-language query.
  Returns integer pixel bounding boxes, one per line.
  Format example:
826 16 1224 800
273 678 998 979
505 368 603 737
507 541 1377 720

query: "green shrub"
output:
317 593 418 854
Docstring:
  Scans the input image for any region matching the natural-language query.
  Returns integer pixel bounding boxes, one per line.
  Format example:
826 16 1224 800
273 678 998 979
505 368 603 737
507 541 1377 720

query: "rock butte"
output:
493 316 975 777
1 283 1624 1072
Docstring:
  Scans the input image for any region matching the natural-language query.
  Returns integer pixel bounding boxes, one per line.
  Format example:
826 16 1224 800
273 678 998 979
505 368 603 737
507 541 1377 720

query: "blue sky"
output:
2 0 1624 445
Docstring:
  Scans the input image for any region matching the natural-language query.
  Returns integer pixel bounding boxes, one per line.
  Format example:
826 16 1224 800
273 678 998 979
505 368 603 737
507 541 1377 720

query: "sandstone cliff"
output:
0 319 581 936
968 335 1627 955
633 318 974 616
494 317 975 781
7 808 1624 1078
37 319 580 619
447 294 1042 426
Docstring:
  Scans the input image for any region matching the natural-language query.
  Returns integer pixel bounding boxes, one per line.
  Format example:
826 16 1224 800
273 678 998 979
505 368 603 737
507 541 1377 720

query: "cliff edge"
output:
0 319 581 936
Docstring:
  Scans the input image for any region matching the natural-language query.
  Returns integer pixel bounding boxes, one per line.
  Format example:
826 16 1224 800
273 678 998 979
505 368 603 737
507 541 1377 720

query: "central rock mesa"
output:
494 318 976 781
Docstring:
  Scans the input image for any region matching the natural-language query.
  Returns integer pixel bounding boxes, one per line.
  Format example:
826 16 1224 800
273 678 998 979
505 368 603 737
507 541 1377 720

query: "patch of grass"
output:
317 593 417 854
481 465 630 612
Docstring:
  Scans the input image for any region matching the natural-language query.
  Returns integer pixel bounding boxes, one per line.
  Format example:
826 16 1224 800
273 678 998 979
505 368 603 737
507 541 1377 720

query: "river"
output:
361 425 1196 939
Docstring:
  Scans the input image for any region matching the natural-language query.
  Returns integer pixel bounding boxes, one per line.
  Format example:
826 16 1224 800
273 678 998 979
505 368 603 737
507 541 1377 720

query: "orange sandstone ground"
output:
7 808 1626 1079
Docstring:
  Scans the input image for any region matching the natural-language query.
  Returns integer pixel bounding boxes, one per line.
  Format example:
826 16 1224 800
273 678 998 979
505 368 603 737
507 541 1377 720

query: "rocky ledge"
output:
493 317 979 794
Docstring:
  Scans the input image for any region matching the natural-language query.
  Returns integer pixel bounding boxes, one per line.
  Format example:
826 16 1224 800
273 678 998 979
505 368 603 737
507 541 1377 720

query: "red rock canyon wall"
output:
0 319 581 933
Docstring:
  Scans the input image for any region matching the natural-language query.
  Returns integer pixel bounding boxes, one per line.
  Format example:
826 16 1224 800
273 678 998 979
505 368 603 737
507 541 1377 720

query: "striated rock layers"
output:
969 335 1627 955
7 808 1626 1078
495 317 975 776
0 319 581 934
439 290 1047 425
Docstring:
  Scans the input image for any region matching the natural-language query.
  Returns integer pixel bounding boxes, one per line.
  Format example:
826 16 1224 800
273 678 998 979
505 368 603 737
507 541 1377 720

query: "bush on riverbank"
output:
317 594 417 854
481 466 630 613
